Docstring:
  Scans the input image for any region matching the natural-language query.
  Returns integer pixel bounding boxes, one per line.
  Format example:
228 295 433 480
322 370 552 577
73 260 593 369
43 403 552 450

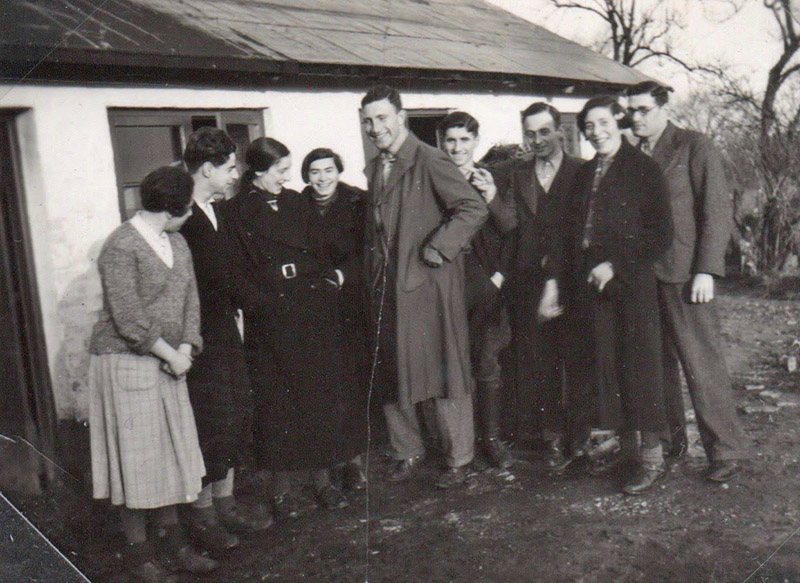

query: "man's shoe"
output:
215 496 273 532
190 521 239 554
128 559 179 583
622 464 667 495
170 546 219 574
342 463 367 491
271 492 300 520
706 460 739 483
484 437 513 469
316 484 350 509
387 455 424 482
187 507 239 554
435 465 469 489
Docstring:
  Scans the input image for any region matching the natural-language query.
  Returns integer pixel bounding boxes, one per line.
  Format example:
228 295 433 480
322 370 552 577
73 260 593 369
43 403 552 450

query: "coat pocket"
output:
114 354 162 391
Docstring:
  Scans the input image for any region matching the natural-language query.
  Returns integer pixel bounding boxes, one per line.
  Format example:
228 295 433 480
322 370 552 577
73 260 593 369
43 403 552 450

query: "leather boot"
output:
478 380 513 469
214 495 273 532
123 541 178 583
158 524 219 574
187 505 239 555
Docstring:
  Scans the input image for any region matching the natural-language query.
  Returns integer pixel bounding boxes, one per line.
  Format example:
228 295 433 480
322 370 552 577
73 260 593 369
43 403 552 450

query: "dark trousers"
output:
507 276 567 439
657 281 747 461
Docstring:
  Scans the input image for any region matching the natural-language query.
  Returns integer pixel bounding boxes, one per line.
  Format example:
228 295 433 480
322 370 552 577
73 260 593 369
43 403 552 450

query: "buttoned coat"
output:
650 122 732 282
220 186 350 471
179 202 260 482
561 139 673 430
496 153 582 306
364 132 487 408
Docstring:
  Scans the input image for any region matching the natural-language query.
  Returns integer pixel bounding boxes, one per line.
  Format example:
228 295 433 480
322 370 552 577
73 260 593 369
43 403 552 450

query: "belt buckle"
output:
281 263 297 279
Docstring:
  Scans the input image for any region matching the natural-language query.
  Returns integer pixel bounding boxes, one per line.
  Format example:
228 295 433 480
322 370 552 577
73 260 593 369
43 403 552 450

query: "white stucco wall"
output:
0 82 591 421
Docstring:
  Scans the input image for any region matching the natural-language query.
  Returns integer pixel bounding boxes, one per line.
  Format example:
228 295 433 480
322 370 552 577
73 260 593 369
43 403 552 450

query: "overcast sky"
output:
487 0 786 98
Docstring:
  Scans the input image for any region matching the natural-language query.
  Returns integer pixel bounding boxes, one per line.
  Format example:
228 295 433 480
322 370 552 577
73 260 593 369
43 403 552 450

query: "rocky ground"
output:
8 278 800 583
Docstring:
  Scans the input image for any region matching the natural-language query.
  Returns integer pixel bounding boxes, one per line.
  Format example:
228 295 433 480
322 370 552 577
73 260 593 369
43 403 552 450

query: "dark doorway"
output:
0 111 56 494
407 113 447 148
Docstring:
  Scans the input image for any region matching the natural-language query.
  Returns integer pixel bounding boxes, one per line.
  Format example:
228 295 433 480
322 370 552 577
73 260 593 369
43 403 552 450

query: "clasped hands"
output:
161 343 193 380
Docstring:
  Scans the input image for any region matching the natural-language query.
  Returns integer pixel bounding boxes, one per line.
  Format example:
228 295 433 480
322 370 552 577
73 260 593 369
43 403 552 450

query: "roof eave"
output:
0 46 647 95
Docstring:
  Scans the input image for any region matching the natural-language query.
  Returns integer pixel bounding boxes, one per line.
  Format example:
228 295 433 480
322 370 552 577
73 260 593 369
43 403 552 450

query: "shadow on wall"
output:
51 239 104 490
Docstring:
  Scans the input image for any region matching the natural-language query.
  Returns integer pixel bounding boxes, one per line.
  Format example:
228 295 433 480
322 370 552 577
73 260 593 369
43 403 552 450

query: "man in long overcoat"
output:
360 85 487 488
626 81 748 483
181 128 273 553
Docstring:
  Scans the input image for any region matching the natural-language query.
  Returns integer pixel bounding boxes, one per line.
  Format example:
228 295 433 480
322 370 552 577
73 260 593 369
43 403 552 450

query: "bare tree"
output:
549 0 695 69
702 0 800 272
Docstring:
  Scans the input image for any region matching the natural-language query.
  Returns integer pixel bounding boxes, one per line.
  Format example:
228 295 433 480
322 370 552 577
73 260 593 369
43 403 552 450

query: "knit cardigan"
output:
90 222 202 356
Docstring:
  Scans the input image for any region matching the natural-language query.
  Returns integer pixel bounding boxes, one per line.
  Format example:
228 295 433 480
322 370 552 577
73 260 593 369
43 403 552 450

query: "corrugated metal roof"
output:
1 0 648 85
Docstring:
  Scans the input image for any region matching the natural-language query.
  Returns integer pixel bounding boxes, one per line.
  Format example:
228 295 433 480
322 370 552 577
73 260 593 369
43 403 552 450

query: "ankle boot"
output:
215 495 273 532
123 541 177 583
158 524 219 574
478 380 513 469
188 505 239 554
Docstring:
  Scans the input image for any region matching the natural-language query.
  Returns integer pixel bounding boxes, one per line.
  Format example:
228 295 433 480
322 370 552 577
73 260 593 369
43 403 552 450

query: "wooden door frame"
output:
0 109 56 492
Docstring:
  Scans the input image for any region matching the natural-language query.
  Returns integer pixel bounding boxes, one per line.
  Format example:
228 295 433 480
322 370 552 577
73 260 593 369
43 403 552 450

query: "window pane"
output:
192 116 217 132
225 123 252 181
114 126 182 184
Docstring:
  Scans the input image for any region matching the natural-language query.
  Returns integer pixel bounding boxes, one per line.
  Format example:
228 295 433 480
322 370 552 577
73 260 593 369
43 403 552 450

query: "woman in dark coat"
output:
560 95 673 495
220 138 351 515
300 148 369 491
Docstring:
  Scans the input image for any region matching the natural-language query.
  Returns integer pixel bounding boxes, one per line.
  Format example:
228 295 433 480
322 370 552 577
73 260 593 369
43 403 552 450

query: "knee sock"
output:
641 431 664 467
211 468 235 499
192 484 214 509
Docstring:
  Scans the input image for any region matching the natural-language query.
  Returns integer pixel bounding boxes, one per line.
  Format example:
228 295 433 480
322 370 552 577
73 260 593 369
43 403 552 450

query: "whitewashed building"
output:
0 0 645 488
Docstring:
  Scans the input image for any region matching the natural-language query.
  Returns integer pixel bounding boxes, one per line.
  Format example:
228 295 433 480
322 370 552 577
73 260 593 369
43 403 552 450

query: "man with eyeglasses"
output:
625 81 747 483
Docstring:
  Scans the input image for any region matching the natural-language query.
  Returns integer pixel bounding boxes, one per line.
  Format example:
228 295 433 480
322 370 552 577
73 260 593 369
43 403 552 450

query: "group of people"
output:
87 80 748 582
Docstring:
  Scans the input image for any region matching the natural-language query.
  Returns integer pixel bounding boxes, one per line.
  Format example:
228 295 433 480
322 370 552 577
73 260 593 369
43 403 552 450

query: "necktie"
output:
380 151 397 185
639 138 652 156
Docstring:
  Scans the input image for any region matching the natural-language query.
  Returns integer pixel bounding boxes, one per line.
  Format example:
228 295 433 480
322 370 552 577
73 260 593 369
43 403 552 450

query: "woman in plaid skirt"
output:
88 167 218 582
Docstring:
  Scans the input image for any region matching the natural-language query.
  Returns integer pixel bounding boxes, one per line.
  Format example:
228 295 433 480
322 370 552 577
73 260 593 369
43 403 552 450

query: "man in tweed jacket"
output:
626 81 748 482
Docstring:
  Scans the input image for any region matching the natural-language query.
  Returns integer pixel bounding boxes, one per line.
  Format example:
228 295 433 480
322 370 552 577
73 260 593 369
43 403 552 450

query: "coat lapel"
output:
382 133 417 197
516 160 541 216
651 122 680 170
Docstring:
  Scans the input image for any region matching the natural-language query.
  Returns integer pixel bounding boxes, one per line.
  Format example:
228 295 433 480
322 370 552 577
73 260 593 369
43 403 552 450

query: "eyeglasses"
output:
627 105 658 117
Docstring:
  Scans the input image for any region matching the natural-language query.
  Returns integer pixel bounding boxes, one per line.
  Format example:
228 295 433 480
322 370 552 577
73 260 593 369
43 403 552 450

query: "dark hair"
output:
301 148 344 183
625 81 673 106
520 102 561 128
242 137 290 187
183 127 236 174
437 111 479 140
361 85 402 111
139 166 193 216
577 95 632 133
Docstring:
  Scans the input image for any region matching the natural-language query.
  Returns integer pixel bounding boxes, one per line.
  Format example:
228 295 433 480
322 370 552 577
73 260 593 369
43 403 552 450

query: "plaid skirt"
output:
89 353 206 509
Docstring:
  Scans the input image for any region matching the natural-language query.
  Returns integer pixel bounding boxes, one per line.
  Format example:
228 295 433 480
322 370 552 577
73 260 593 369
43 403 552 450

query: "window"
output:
406 109 451 148
108 109 265 220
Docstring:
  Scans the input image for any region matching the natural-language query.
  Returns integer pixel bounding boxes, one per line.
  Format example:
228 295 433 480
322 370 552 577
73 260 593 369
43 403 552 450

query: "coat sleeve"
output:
426 151 489 261
222 208 280 314
688 134 732 277
606 158 673 283
98 237 163 355
178 238 203 354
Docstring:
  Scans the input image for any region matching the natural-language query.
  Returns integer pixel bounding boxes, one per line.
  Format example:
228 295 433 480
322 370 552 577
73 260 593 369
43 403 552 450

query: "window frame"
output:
107 108 265 220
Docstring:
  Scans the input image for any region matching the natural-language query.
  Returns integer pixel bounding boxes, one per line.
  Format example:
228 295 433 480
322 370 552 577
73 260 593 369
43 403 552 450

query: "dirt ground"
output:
9 278 800 583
